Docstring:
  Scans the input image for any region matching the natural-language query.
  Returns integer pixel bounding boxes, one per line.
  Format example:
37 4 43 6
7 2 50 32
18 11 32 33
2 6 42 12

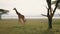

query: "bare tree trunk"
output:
48 17 52 29
41 0 59 29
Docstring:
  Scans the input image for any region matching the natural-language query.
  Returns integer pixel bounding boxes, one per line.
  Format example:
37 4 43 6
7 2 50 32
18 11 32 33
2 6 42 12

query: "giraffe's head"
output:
13 8 16 10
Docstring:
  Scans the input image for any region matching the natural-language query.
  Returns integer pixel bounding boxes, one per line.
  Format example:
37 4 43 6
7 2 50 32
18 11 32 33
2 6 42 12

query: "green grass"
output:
0 19 60 34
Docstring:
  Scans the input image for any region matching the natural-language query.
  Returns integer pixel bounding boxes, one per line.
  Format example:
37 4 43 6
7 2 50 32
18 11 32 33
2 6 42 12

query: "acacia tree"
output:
0 9 9 20
41 0 60 29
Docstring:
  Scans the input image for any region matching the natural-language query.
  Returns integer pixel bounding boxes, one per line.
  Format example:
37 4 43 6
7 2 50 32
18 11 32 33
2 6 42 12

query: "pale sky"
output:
0 0 60 19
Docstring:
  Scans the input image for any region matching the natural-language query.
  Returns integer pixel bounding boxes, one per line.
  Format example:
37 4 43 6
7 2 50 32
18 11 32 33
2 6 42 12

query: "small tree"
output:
0 9 9 20
41 0 60 29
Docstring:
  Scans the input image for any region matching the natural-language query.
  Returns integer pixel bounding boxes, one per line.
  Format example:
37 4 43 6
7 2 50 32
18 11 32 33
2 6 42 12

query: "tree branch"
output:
41 14 47 17
53 0 60 16
46 0 51 9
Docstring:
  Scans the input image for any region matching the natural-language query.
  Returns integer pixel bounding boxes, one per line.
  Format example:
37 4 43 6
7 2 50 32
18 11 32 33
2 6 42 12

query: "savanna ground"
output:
0 19 60 34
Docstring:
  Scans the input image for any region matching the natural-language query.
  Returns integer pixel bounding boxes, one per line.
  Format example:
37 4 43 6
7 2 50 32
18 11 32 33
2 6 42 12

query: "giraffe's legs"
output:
20 18 25 25
23 18 26 24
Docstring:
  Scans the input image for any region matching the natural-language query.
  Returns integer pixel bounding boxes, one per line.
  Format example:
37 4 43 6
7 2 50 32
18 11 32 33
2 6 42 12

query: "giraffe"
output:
13 8 26 25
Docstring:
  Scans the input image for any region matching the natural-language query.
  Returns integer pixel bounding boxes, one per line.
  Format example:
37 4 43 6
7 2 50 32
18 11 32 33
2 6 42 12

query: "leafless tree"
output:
41 0 60 29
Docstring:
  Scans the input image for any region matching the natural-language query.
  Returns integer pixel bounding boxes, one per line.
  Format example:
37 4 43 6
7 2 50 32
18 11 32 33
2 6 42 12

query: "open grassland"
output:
0 19 60 34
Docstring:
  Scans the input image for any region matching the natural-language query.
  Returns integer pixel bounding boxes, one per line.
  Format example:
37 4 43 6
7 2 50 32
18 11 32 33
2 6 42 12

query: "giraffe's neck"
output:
14 9 21 15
